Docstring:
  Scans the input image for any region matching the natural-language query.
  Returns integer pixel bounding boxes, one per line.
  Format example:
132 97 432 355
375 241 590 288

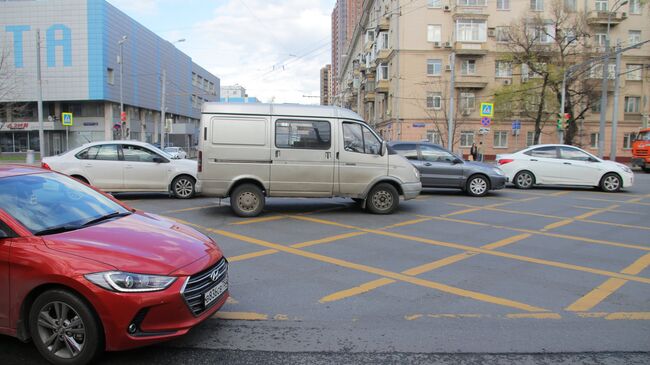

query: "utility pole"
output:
118 36 128 140
610 39 622 162
560 70 567 144
597 36 609 158
160 69 166 149
447 51 455 150
36 29 45 158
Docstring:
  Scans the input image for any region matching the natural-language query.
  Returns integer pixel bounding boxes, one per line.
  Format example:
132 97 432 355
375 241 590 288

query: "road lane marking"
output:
291 216 650 284
320 278 396 303
551 191 571 196
205 227 547 312
566 253 650 312
163 205 219 214
229 249 278 262
229 215 288 225
403 312 650 321
605 312 650 320
321 234 531 303
541 219 575 231
505 313 562 319
572 205 641 215
541 205 619 231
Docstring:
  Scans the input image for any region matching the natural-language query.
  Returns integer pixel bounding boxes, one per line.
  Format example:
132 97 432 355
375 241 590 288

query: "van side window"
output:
275 120 331 150
343 122 381 155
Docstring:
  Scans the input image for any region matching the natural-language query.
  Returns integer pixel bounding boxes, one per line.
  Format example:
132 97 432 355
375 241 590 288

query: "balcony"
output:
364 91 376 102
453 5 489 20
375 17 390 32
375 79 390 93
374 48 392 62
587 11 625 26
454 42 488 56
454 75 489 89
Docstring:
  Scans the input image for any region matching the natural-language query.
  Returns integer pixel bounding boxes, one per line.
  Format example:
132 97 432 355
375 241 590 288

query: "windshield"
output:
636 131 650 141
164 147 179 152
0 172 129 234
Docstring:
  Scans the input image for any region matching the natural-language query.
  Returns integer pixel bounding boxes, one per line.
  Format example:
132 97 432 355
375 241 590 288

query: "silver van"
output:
197 103 421 217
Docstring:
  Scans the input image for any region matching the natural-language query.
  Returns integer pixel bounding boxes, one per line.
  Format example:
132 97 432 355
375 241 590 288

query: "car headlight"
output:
621 166 632 173
85 271 176 292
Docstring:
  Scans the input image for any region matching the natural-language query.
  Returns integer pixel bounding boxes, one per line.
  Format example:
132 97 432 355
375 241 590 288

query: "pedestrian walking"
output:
478 142 484 162
470 142 478 161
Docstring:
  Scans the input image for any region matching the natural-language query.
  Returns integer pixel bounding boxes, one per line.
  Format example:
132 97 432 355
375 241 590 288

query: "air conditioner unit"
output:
503 79 512 85
444 5 451 12
621 11 628 18
433 42 441 48
445 65 452 71
462 109 472 116
444 41 452 48
488 28 496 37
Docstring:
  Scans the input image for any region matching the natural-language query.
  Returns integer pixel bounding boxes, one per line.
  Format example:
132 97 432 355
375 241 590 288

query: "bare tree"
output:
0 45 29 131
496 0 599 145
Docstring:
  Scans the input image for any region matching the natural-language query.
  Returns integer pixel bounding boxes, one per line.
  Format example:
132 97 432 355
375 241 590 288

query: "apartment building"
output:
332 0 364 103
335 0 649 160
320 65 333 105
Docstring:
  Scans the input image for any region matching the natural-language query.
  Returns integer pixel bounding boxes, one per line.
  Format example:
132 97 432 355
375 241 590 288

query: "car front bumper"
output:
402 182 422 200
622 172 634 188
85 258 228 351
489 175 508 190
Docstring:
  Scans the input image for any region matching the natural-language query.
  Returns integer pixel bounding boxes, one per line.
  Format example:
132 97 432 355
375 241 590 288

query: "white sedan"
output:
41 141 199 198
497 144 634 192
163 146 187 159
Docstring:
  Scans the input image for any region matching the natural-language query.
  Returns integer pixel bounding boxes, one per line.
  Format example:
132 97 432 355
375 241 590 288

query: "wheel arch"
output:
364 178 404 199
599 171 624 188
227 178 267 197
466 173 492 190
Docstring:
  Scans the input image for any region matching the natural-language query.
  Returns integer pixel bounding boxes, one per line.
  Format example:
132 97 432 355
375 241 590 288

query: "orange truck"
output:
632 128 650 172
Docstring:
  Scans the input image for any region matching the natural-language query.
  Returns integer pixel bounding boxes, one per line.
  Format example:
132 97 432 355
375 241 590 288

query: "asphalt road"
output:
2 173 650 364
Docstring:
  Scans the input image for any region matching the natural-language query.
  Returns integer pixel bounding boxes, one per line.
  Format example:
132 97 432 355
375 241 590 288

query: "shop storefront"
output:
0 123 41 152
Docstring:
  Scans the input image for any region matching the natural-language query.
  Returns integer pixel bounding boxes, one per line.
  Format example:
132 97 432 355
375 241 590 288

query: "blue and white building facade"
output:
0 0 219 155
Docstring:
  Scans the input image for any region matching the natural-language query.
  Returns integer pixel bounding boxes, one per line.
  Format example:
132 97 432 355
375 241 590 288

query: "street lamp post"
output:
118 35 128 140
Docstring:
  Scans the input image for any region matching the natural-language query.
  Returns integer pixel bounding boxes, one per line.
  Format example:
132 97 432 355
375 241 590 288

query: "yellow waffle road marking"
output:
164 205 219 214
206 227 547 312
506 313 562 319
605 312 650 320
320 278 396 303
229 215 288 225
566 253 650 312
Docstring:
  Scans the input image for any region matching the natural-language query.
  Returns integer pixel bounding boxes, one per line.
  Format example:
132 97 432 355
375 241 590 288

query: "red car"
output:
0 165 228 365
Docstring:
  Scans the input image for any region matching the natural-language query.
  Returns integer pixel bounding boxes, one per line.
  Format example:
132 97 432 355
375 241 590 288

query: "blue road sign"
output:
481 117 491 126
512 120 521 130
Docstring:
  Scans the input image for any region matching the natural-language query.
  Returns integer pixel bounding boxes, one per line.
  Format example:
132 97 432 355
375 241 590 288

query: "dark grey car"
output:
389 142 507 197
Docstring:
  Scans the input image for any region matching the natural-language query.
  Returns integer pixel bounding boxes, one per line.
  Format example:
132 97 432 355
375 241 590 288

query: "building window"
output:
427 25 442 43
458 0 487 5
460 92 476 111
629 30 641 45
526 131 540 146
496 26 510 42
624 96 640 113
494 131 508 148
623 133 636 149
590 64 615 79
497 0 510 10
192 72 197 85
591 102 601 113
378 63 389 80
427 59 442 75
626 64 642 81
530 0 544 11
595 0 608 11
564 0 577 11
107 68 114 85
365 30 375 44
496 61 512 77
457 19 487 42
426 92 442 109
427 130 443 145
428 0 443 8
629 0 641 14
461 59 476 75
529 24 554 44
460 131 475 148
590 132 599 148
594 33 607 47
378 31 389 49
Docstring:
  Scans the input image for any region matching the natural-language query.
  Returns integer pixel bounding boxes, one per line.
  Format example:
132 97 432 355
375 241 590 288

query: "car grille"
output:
635 149 648 156
181 258 228 316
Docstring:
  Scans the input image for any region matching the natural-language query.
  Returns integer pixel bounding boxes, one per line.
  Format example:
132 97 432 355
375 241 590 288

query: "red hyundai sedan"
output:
0 165 228 365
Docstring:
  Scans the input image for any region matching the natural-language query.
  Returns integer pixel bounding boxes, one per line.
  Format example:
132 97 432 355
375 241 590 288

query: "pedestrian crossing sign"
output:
62 112 73 126
480 103 494 117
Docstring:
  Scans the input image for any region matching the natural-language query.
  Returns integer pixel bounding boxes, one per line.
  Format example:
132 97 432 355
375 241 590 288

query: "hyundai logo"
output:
209 269 220 282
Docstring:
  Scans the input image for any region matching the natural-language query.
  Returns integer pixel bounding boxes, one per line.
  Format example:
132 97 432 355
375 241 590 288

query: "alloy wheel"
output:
603 175 620 192
516 172 533 189
469 177 488 196
174 178 194 198
36 301 85 360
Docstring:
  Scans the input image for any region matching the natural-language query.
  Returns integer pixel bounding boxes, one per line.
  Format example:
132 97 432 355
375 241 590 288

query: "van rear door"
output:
270 118 335 197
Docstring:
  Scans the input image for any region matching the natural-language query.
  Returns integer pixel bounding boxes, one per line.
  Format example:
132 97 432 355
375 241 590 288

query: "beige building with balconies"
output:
335 0 649 161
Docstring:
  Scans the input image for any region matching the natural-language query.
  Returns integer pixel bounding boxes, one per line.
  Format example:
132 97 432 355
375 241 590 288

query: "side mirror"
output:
153 157 166 163
453 158 463 165
379 141 387 157
588 157 599 163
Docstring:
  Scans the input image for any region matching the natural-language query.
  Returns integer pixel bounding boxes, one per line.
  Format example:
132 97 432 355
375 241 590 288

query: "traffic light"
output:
556 114 564 131
564 113 571 130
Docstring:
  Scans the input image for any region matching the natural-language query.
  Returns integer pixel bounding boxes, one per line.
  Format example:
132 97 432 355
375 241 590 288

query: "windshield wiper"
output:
35 225 82 236
82 211 132 227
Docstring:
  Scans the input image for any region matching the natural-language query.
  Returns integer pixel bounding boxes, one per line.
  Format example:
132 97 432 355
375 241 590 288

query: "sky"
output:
107 0 335 104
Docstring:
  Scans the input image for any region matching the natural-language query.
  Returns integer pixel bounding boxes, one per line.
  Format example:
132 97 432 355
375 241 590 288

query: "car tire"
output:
514 171 535 189
466 175 490 197
172 175 196 199
600 173 622 193
366 183 399 214
29 289 103 365
230 184 265 217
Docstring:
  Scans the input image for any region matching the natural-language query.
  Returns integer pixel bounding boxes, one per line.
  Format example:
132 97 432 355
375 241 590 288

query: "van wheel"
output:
230 184 265 217
29 289 103 365
366 183 399 214
172 175 195 199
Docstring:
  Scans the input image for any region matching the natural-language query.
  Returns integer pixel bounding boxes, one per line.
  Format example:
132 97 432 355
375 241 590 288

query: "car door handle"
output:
83 164 92 168
345 163 356 166
325 152 331 159
563 162 572 165
275 150 280 158
530 159 538 162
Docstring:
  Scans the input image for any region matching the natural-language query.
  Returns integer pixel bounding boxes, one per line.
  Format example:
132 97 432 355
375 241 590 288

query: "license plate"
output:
204 277 228 307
